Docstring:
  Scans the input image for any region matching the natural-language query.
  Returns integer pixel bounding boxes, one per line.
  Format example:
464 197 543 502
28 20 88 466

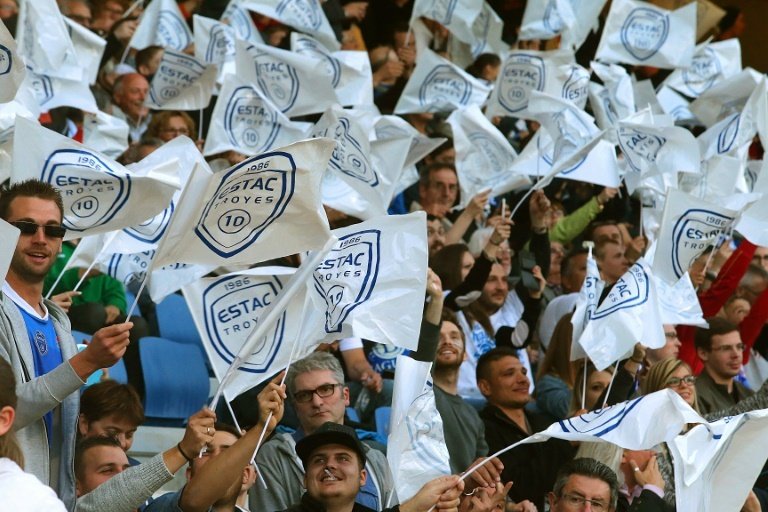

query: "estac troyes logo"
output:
203 274 286 373
158 10 192 51
276 0 323 30
107 250 154 285
671 209 732 279
0 43 12 76
223 3 256 42
41 149 130 232
205 24 235 64
326 117 378 187
194 151 295 258
543 0 564 35
620 7 669 62
293 35 341 87
591 263 649 319
313 230 381 333
499 53 545 113
466 132 513 188
419 64 471 111
617 127 667 173
224 86 281 152
252 47 299 113
682 47 721 97
149 52 205 106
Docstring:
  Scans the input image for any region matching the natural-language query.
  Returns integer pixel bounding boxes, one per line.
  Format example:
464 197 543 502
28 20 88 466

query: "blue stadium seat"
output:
139 336 209 422
374 406 391 439
124 290 141 317
107 358 128 384
156 294 202 346
71 330 92 345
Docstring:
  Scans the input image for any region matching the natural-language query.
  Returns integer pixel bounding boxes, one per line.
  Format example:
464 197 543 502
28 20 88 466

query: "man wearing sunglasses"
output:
251 351 395 512
0 180 133 509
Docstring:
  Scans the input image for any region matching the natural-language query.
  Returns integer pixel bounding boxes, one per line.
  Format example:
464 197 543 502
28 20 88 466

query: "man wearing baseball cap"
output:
283 421 464 512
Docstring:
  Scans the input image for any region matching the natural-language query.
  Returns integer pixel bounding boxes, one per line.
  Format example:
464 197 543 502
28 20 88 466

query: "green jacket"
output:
44 242 127 314
549 196 602 245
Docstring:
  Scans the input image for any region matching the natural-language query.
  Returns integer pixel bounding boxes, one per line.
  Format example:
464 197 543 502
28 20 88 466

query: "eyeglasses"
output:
667 375 696 387
711 343 745 353
558 492 609 512
293 383 342 403
10 221 67 238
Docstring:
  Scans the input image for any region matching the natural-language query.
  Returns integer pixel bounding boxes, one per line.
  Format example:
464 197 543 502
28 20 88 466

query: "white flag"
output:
308 212 428 350
736 163 768 247
570 248 604 361
82 111 130 159
652 189 737 286
194 15 237 69
11 117 178 240
0 19 26 103
240 0 340 51
0 219 20 283
577 259 665 370
146 50 217 110
21 68 99 113
15 0 81 81
670 409 768 512
528 91 601 163
678 154 742 201
153 138 333 268
447 105 529 209
465 2 507 59
387 356 450 502
654 272 707 327
656 85 699 126
221 0 264 45
520 0 608 51
63 17 106 86
689 68 763 128
591 61 635 126
291 33 373 107
129 0 193 51
410 0 482 46
203 74 306 157
183 266 315 400
665 39 742 99
595 0 696 69
485 49 577 119
394 48 491 114
235 40 337 117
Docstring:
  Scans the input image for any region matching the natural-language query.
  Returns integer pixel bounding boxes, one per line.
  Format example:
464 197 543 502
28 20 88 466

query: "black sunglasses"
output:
10 221 67 239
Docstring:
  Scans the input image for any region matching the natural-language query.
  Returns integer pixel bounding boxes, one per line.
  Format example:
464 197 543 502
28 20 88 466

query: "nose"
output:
30 225 47 243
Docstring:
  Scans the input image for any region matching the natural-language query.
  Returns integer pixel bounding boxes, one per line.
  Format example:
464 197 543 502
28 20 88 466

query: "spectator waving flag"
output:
203 74 307 158
152 138 333 268
193 15 238 79
0 19 26 103
652 188 737 286
11 117 178 239
15 0 81 81
240 0 340 51
576 258 666 371
63 17 106 86
669 408 768 512
595 0 696 69
19 68 99 113
235 40 337 117
395 48 491 114
183 266 316 401
307 212 428 350
129 0 193 51
570 245 604 360
447 105 530 209
146 50 217 110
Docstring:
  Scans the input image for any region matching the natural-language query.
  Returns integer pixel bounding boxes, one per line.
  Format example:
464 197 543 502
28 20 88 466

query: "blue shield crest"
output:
499 54 545 113
224 4 257 42
562 65 590 106
466 132 514 187
617 127 667 173
682 47 720 97
224 86 280 153
205 24 235 64
252 48 300 113
0 44 12 76
107 250 153 285
671 208 733 279
313 230 381 333
158 10 192 50
620 8 669 62
419 64 471 110
123 202 174 244
194 151 296 258
276 0 323 30
41 149 130 232
716 113 740 154
29 70 53 106
543 0 564 35
203 274 286 373
325 117 378 187
149 53 205 106
293 36 341 87
591 264 650 319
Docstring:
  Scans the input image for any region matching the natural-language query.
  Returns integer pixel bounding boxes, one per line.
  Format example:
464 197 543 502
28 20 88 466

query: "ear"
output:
242 465 257 488
359 467 367 487
343 386 350 407
548 492 556 510
696 347 709 363
77 414 89 437
75 479 83 498
477 378 491 397
0 406 15 437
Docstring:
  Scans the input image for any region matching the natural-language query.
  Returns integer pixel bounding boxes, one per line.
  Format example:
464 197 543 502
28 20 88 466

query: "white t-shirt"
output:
0 458 67 511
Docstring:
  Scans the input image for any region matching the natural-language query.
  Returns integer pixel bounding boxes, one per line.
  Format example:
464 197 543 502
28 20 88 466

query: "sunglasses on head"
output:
10 221 67 238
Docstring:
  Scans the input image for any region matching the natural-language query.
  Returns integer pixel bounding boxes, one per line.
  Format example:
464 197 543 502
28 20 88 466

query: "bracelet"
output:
177 442 193 462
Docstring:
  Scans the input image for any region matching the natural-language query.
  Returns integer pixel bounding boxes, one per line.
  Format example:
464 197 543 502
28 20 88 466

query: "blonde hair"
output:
642 358 700 413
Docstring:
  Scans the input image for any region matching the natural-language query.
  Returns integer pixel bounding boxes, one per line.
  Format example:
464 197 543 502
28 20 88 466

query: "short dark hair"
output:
75 436 124 483
585 220 619 243
214 421 242 440
694 317 739 352
561 248 589 278
419 162 457 188
552 457 619 509
135 45 164 71
476 347 519 384
0 180 64 221
80 381 145 426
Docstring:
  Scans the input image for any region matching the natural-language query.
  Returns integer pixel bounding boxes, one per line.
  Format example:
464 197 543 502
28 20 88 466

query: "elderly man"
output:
284 422 463 512
0 180 132 508
252 352 395 511
112 73 151 142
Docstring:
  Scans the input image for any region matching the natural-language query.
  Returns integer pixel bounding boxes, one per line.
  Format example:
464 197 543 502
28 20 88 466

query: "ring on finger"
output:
206 427 211 435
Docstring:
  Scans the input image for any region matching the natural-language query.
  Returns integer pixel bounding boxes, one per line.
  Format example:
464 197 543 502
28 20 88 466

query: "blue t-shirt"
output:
16 305 63 443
